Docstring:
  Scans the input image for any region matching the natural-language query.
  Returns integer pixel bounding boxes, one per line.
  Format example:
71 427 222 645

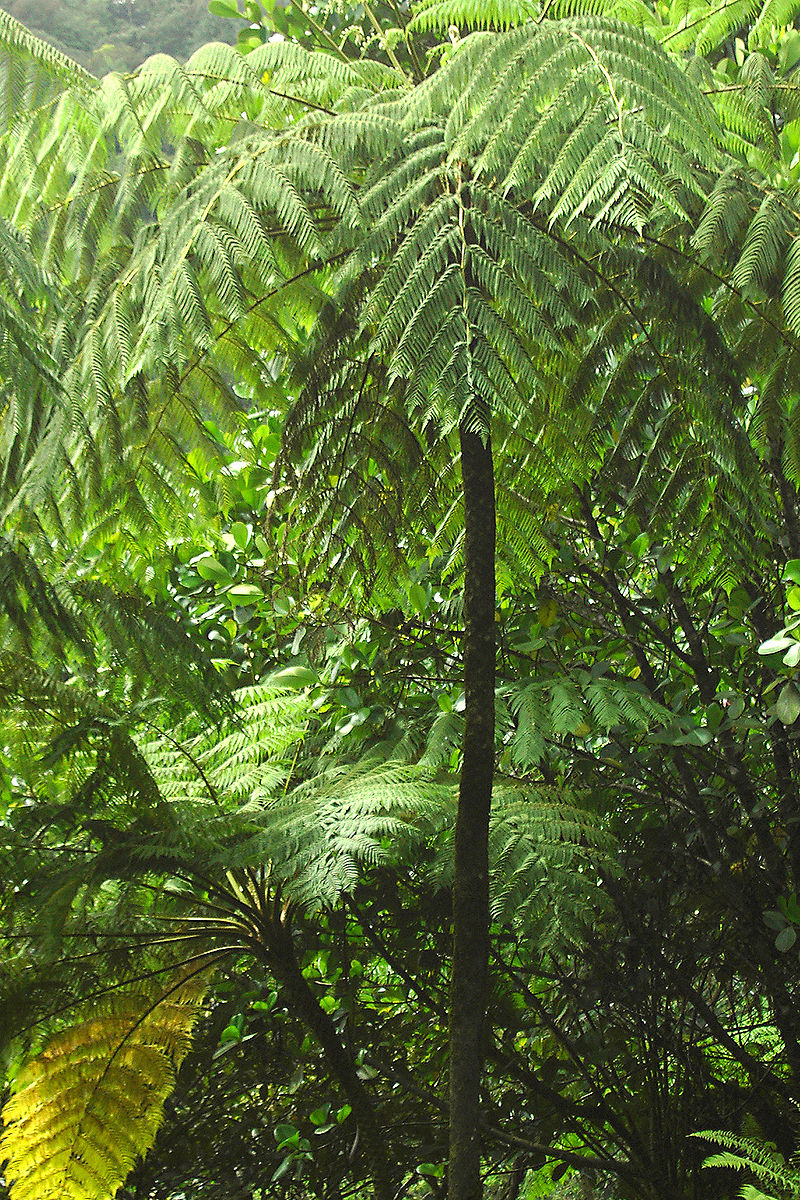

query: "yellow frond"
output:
1 970 208 1200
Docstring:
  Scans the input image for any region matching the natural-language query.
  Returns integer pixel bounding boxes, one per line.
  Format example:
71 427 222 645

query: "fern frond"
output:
1 970 208 1200
403 17 720 229
408 0 537 33
695 1129 800 1200
0 5 94 133
505 674 672 768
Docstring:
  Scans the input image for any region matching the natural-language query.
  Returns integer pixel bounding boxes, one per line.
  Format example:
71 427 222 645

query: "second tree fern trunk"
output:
449 424 496 1200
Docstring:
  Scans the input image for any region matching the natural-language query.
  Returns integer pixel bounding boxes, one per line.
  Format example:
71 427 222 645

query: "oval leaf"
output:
776 682 800 725
228 583 264 600
270 665 318 688
195 556 231 582
230 521 250 549
758 635 796 655
208 0 240 15
776 925 797 952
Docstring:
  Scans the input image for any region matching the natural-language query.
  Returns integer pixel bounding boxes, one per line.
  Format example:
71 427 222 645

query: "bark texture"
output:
448 424 496 1200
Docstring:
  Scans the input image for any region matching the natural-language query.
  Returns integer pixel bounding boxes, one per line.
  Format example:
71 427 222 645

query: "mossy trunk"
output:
448 424 496 1200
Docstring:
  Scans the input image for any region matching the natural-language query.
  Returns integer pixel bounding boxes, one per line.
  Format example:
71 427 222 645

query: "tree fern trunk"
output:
269 931 393 1200
448 424 496 1200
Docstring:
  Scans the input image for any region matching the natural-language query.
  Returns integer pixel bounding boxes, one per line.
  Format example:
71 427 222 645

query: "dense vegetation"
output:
3 1 800 1199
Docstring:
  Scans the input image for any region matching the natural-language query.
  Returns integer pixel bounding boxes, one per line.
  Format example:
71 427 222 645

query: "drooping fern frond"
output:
655 0 800 56
408 0 538 32
0 213 66 523
0 6 94 131
403 17 720 221
3 664 613 946
138 681 309 814
504 673 673 768
486 782 616 939
0 0 724 529
241 757 453 908
0 557 232 725
0 969 209 1200
420 778 615 945
138 709 614 939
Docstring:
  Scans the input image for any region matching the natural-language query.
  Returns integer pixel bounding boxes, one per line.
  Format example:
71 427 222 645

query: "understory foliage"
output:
0 683 610 1199
4 0 800 1198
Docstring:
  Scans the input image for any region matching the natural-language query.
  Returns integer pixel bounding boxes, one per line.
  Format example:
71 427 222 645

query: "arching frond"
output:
0 5 94 134
1 970 208 1200
695 1128 800 1200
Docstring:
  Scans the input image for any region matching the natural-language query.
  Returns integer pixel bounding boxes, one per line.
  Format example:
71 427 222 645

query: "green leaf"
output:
776 682 800 725
230 521 250 549
417 1163 445 1177
269 665 318 688
195 556 231 582
776 926 797 951
409 582 427 614
208 0 240 15
758 635 796 654
271 1157 294 1182
781 31 800 71
228 583 264 601
705 703 723 731
784 560 800 584
251 990 278 1012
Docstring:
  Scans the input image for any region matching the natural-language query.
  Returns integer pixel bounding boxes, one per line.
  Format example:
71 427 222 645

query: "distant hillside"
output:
0 0 237 72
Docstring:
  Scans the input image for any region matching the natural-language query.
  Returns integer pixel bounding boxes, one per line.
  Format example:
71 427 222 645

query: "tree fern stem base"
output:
449 425 496 1200
268 933 393 1200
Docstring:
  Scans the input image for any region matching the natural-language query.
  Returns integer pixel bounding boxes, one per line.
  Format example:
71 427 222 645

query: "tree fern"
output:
425 779 616 939
408 0 538 32
0 670 615 1199
0 0 744 639
2 6 797 1198
0 5 94 129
